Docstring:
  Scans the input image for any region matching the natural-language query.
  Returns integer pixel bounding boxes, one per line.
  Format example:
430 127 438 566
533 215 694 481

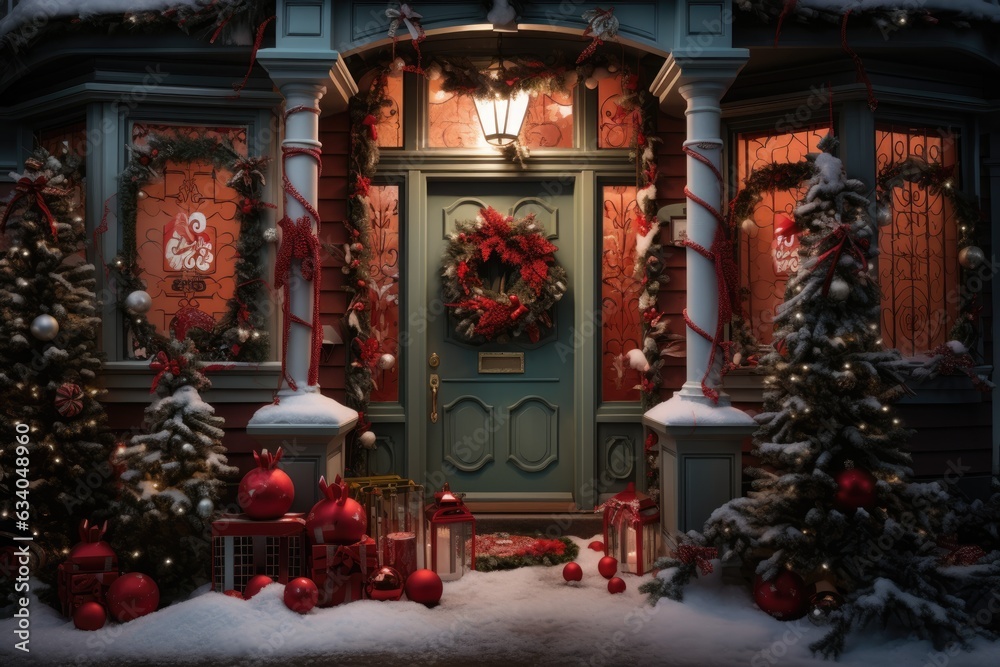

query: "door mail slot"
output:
478 352 524 374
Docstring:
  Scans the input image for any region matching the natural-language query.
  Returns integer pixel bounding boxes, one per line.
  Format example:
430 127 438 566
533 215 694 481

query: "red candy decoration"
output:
283 577 319 614
598 556 618 580
562 562 583 582
305 475 367 545
55 382 85 418
405 569 443 607
754 571 807 621
834 467 877 512
238 448 295 520
607 577 626 594
105 572 159 622
73 601 107 631
588 540 605 552
244 574 275 599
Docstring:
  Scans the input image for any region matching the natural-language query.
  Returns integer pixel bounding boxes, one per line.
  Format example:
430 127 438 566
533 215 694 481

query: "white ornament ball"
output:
263 227 278 243
358 430 377 448
197 499 214 518
377 353 396 370
124 290 152 315
607 62 619 73
959 245 985 269
181 443 196 455
584 77 599 90
876 205 892 227
30 314 59 341
389 57 406 77
426 64 442 81
828 278 850 302
741 218 757 236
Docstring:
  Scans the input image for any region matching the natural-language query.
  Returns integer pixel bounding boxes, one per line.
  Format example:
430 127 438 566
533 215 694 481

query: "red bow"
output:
940 543 986 567
362 115 378 142
676 544 717 576
149 351 186 393
509 294 528 321
815 224 869 296
1 175 68 239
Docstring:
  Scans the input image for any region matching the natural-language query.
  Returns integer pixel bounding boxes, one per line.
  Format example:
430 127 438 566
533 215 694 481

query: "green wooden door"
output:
425 180 575 505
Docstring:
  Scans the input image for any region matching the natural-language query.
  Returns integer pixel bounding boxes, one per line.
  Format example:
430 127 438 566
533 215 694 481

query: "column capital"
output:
256 48 358 114
650 48 749 114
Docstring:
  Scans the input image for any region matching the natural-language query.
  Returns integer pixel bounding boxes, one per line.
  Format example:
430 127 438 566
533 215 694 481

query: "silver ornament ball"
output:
197 498 214 518
876 205 892 226
181 443 196 455
828 278 850 302
30 314 59 341
377 353 396 370
358 430 377 448
959 245 985 269
124 290 152 315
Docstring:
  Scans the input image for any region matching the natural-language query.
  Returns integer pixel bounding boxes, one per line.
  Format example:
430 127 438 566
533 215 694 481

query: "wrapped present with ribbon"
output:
309 535 377 607
57 566 120 617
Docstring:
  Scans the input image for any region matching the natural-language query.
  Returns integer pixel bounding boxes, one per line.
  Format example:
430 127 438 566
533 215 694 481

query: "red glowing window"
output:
597 77 630 149
601 185 642 402
367 184 400 402
377 75 404 149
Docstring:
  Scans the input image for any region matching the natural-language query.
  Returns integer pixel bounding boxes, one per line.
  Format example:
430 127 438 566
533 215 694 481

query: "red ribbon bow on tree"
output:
1 175 69 239
149 351 186 393
676 544 718 576
362 115 378 142
815 223 870 296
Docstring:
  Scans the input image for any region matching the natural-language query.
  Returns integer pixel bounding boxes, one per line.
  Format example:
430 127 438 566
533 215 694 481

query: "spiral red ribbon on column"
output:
274 105 324 392
681 143 742 404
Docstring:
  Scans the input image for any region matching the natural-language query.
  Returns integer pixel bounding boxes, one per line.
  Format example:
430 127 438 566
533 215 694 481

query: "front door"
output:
425 180 575 507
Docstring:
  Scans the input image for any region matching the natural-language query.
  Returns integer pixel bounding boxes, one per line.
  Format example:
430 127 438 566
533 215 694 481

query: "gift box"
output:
308 536 378 607
57 566 119 617
211 513 306 593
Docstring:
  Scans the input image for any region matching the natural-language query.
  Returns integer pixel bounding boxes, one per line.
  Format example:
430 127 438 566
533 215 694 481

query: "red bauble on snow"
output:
55 382 85 418
562 562 583 582
598 556 618 579
405 569 443 607
283 577 319 614
834 467 877 512
607 577 627 594
305 475 367 545
238 448 295 520
366 566 405 601
73 601 107 631
588 541 604 552
244 574 275 599
223 589 244 600
106 572 159 622
754 571 807 621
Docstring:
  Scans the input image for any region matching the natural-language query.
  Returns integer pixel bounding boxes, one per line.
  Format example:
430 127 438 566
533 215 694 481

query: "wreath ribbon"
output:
386 4 423 41
149 351 186 393
814 223 869 296
1 175 69 239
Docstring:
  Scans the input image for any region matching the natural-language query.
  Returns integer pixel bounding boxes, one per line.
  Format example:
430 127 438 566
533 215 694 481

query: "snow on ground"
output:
2 535 995 667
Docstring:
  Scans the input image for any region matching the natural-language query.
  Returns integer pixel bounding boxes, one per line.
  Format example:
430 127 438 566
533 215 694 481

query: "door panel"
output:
426 181 575 502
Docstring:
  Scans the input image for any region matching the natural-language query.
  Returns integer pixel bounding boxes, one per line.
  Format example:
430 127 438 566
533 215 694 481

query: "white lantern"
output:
474 91 529 147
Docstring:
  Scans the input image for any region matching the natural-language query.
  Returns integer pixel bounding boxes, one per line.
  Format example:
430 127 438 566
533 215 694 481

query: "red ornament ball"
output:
598 556 618 579
283 577 319 614
834 467 877 512
106 572 159 622
222 589 244 600
244 574 275 599
562 562 583 582
366 566 405 601
588 541 605 552
305 475 367 545
238 448 295 520
73 601 107 631
754 571 807 621
405 569 443 607
55 383 85 418
607 577 627 594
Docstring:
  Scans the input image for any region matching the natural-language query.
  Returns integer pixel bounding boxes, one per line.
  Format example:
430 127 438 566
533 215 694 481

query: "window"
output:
601 184 642 402
366 184 401 402
376 75 404 149
597 77 629 149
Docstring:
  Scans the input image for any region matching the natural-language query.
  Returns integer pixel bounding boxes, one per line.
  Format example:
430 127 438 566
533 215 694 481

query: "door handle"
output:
429 373 440 423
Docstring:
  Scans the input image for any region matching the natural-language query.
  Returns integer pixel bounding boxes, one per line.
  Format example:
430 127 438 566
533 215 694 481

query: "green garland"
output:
111 132 271 362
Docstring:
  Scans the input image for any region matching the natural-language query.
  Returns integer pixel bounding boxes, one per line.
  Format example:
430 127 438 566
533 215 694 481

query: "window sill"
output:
100 361 282 403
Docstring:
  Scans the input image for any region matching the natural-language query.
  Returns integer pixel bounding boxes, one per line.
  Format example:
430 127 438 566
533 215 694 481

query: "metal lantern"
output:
602 482 660 576
360 479 425 581
472 34 529 147
425 483 476 581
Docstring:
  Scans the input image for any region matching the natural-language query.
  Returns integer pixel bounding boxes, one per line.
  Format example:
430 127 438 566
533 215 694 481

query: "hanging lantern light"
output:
424 483 476 581
601 482 660 576
473 34 529 148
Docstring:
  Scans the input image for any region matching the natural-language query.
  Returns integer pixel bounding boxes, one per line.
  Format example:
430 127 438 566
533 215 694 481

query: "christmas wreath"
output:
442 206 567 343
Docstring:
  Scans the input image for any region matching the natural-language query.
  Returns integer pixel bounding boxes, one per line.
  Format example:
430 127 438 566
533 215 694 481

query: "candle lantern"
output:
361 480 425 581
602 482 660 576
425 483 476 581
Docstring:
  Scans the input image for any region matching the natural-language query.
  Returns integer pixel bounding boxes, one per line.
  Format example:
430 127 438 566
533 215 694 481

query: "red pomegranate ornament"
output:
834 466 877 512
754 571 807 621
238 448 295 520
305 475 367 545
69 520 117 571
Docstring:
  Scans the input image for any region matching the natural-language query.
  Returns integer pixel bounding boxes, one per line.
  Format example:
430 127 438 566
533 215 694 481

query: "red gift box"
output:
211 513 306 593
309 536 377 607
57 566 119 617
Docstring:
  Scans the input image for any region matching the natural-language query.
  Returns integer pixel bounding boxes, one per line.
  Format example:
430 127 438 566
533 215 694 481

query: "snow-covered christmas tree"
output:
112 338 237 604
642 135 1000 657
0 148 115 592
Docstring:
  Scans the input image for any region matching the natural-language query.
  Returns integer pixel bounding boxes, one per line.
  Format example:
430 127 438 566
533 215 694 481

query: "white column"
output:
279 82 325 394
678 80 728 403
